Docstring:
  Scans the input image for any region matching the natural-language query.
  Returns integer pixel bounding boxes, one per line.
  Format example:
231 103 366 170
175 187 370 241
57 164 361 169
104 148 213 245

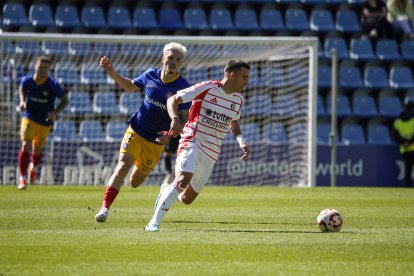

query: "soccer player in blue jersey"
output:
95 42 191 222
18 56 68 190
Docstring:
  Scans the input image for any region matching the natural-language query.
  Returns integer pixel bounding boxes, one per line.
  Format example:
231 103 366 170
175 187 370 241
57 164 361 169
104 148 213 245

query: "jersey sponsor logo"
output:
204 109 232 123
201 117 228 130
28 96 48 103
144 95 167 110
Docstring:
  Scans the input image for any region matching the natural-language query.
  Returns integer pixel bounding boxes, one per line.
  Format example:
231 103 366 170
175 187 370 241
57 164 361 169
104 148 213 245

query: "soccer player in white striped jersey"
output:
144 59 250 232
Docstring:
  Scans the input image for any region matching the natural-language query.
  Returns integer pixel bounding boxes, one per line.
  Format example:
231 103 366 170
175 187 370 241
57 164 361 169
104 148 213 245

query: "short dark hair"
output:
224 59 250 73
36 56 51 64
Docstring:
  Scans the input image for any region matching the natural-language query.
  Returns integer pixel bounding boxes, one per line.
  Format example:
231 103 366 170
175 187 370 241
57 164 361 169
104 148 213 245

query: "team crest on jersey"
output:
42 90 48 96
165 92 174 99
122 143 128 149
231 103 236 111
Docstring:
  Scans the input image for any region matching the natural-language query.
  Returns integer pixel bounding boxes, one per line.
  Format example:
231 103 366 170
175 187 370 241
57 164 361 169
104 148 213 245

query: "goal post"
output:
0 32 318 187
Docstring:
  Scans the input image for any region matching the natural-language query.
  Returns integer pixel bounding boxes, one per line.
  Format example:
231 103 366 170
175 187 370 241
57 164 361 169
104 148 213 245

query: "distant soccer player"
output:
144 59 251 232
95 42 191 222
18 56 68 190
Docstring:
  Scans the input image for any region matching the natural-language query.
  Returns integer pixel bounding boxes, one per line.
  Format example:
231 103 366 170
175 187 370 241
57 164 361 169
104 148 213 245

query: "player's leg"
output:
18 118 35 189
29 125 51 184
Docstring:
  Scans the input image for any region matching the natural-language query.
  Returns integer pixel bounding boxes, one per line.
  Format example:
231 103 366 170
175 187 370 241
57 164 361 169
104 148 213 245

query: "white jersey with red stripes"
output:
177 80 244 161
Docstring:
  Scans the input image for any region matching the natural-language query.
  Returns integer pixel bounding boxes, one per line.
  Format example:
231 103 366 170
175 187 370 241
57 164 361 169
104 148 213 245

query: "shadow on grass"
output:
170 220 310 226
179 228 319 234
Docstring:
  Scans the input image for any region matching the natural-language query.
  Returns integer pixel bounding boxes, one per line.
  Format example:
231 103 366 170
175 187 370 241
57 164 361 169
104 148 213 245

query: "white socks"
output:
149 182 182 225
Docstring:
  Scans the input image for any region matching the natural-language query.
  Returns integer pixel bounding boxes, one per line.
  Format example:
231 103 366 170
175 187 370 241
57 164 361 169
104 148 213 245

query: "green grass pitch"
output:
0 186 413 275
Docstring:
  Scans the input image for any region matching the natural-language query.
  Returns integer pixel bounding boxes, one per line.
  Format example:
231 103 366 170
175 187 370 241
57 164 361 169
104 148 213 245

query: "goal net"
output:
0 33 317 187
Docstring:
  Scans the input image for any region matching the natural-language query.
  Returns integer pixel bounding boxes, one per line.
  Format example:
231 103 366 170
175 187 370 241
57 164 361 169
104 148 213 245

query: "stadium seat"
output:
389 66 414 89
378 95 402 118
286 123 307 144
80 63 108 85
67 92 94 115
42 41 67 56
349 38 376 61
310 9 335 32
68 41 93 56
375 39 401 61
106 120 127 142
54 62 82 86
364 66 389 89
317 95 327 116
53 120 78 142
341 123 366 145
272 94 300 117
133 7 158 30
263 122 287 144
119 92 143 115
327 94 352 117
184 66 208 85
15 41 41 55
317 122 338 145
367 123 392 144
194 44 222 59
335 10 361 33
234 8 260 31
159 7 183 30
339 66 364 89
107 6 132 30
94 43 119 57
183 8 209 30
259 8 284 32
79 120 105 142
318 65 332 89
2 3 29 28
324 37 349 59
285 9 310 32
240 123 261 142
209 7 234 31
1 40 16 56
120 43 147 56
244 94 272 118
81 6 106 29
29 4 54 28
262 63 285 87
93 92 120 116
400 39 414 61
55 5 82 29
352 93 378 117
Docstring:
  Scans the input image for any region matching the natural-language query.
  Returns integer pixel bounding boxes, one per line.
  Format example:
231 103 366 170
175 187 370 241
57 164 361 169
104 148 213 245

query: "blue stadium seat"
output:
42 41 67 56
15 41 41 55
349 38 376 61
53 120 78 142
400 39 414 61
93 92 120 116
55 5 82 29
184 66 208 85
317 95 327 116
94 43 119 57
54 62 81 86
364 66 389 89
240 123 261 142
209 64 224 80
352 93 378 117
310 9 335 32
108 6 132 30
79 120 105 142
246 65 260 87
324 37 349 59
341 123 366 145
367 123 392 144
29 4 54 28
68 41 93 56
318 65 332 89
335 10 361 33
3 60 25 83
339 66 364 89
210 7 234 31
183 8 209 30
317 122 338 145
2 3 29 28
81 6 106 29
133 7 158 29
286 123 307 144
244 94 272 118
327 94 352 117
378 94 402 118
106 121 127 142
260 8 284 32
262 63 285 87
263 122 287 144
234 8 260 31
81 63 107 85
390 66 414 89
159 7 183 30
272 94 299 117
67 92 93 115
375 39 401 61
285 9 310 32
119 92 143 115
120 43 147 56
1 40 16 56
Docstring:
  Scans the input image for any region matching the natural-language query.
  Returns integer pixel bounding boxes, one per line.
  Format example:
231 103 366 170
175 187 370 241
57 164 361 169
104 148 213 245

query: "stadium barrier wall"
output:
0 141 405 187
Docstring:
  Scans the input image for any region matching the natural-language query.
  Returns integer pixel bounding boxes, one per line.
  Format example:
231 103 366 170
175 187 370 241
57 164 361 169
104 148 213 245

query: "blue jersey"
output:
129 68 191 143
20 75 65 126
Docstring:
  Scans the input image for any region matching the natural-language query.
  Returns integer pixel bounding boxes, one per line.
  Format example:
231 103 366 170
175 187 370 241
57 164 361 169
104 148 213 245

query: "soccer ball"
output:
317 208 343 232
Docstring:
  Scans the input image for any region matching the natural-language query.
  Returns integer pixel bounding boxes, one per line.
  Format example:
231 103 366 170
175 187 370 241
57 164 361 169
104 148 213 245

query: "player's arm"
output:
178 109 189 128
18 85 26 112
167 94 184 137
46 95 69 122
100 56 138 92
229 120 250 160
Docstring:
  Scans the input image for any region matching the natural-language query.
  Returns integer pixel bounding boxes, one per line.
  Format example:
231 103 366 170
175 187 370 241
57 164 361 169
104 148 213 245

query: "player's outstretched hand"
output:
99 56 112 72
155 131 171 145
240 144 249 160
19 102 26 112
